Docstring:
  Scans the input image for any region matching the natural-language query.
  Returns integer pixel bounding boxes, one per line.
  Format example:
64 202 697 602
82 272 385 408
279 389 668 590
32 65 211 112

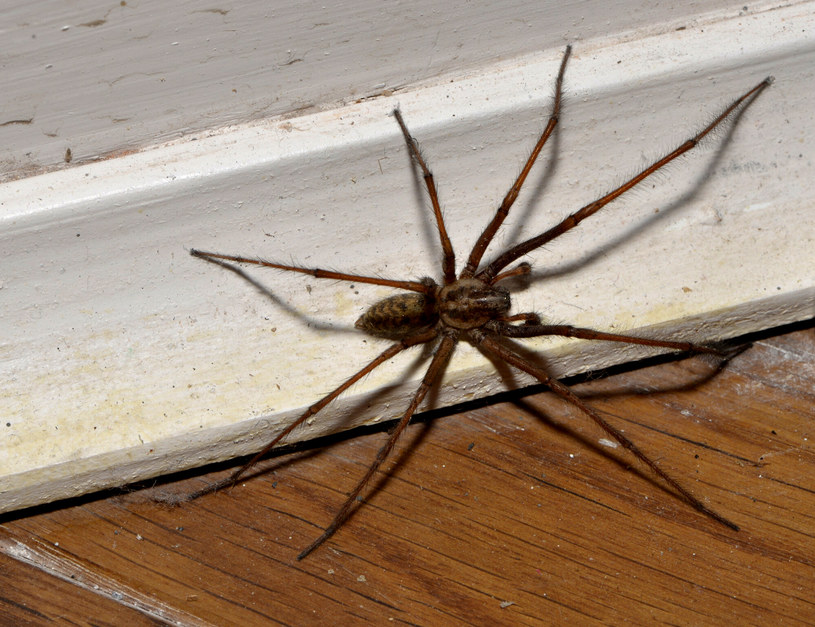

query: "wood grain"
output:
1 323 813 625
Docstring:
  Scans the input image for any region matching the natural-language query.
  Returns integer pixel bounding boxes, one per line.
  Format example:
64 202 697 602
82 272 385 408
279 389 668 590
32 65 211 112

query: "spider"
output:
189 45 772 560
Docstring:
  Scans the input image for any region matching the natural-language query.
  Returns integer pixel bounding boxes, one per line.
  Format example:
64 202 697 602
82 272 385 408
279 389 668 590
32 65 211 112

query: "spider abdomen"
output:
438 278 510 330
355 292 437 338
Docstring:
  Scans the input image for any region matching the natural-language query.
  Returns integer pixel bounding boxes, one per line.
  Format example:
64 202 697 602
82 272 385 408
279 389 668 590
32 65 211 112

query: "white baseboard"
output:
1 1 813 513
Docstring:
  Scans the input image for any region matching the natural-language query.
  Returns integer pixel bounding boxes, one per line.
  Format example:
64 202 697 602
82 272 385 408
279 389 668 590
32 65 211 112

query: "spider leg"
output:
191 248 432 293
486 321 722 355
462 45 571 279
478 75 773 283
471 332 739 531
297 331 458 560
393 109 457 284
168 327 440 505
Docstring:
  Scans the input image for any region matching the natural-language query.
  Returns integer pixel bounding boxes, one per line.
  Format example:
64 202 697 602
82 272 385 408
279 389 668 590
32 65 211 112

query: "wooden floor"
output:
1 322 813 626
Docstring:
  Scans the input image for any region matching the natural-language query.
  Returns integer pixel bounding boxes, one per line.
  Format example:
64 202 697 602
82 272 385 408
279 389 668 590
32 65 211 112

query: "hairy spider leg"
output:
190 249 433 294
393 109 457 285
297 331 458 560
463 45 572 279
487 320 722 354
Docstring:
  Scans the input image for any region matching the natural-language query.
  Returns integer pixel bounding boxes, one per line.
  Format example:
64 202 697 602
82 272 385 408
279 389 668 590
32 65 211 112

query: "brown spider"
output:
189 45 772 559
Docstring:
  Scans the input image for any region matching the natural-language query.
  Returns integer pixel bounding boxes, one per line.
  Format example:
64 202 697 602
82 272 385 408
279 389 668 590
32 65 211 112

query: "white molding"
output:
1 2 814 512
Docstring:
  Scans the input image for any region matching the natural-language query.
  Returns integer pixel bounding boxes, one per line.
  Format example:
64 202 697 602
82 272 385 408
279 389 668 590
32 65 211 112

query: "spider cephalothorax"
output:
189 45 772 559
